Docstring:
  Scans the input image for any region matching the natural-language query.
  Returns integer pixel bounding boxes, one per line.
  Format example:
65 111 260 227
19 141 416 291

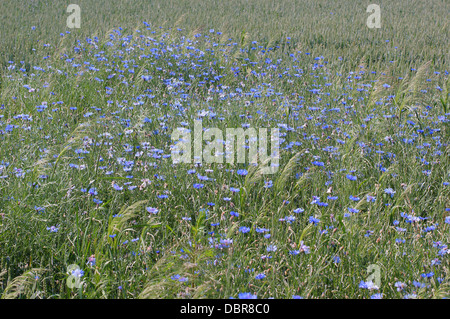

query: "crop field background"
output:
0 0 449 299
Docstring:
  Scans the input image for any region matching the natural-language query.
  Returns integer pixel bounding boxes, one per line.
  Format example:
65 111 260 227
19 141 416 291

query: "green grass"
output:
0 0 449 299
1 0 448 72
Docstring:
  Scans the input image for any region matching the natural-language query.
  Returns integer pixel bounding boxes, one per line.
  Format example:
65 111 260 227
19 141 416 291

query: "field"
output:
0 0 449 299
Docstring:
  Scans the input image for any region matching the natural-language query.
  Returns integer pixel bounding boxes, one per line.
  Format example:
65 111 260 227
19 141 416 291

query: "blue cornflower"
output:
170 274 181 281
146 207 159 214
394 281 407 291
47 225 58 232
239 226 250 233
87 255 96 267
412 281 428 288
255 273 266 280
237 169 248 176
71 268 84 278
346 174 357 181
359 280 379 290
112 183 123 191
365 230 374 237
384 188 396 197
299 241 310 254
266 245 277 252
238 292 257 299
34 206 45 213
264 180 273 188
312 161 324 167
309 216 320 225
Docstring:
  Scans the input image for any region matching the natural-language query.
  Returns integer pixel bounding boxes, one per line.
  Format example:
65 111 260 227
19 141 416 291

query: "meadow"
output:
0 0 449 299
